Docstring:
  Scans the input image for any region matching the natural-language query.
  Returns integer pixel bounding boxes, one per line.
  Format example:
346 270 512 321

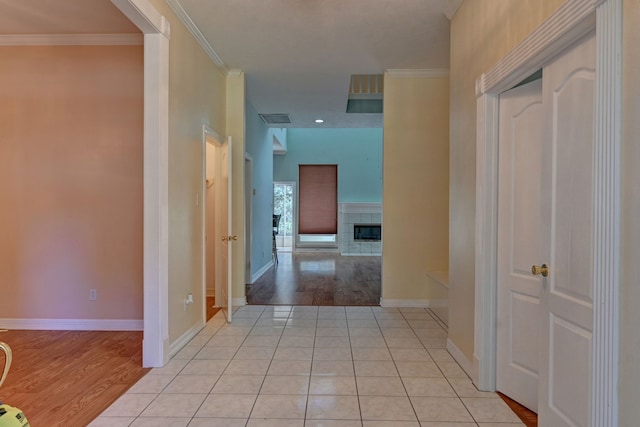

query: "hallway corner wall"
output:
245 101 275 281
148 0 228 343
382 73 450 303
448 0 565 366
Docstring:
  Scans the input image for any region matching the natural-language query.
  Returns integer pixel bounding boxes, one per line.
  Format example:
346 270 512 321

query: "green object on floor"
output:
0 342 29 427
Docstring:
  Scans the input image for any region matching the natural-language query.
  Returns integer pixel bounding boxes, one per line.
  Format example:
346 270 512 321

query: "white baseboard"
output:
168 321 204 358
250 260 274 283
472 353 482 387
0 318 143 331
447 337 474 379
380 299 430 308
294 248 340 253
340 253 382 256
232 297 247 307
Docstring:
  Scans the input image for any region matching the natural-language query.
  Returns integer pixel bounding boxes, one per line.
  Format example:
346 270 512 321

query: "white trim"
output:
250 260 274 284
386 69 449 78
443 0 463 21
0 33 143 46
475 0 599 96
341 253 382 257
112 0 170 368
202 125 224 329
473 93 499 389
111 0 168 36
338 202 383 214
164 0 227 72
447 338 474 379
232 297 247 307
380 299 429 308
204 126 224 143
0 318 143 331
168 321 203 358
227 69 243 77
592 1 621 425
473 0 621 424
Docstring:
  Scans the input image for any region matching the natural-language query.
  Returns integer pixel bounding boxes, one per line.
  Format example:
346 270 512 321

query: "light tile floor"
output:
90 306 524 427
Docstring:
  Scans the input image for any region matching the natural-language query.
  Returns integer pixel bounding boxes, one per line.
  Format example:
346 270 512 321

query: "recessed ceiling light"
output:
315 119 324 124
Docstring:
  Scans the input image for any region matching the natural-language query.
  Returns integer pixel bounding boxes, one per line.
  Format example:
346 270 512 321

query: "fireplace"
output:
354 224 382 241
339 203 382 255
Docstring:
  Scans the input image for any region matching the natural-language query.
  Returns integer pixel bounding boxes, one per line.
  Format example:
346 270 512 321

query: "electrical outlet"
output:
89 289 97 301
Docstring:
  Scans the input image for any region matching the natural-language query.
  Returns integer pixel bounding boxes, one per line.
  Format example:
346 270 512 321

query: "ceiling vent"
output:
346 74 383 114
259 113 292 125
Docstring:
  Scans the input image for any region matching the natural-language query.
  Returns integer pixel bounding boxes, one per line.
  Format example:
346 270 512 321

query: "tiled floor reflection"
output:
90 306 524 427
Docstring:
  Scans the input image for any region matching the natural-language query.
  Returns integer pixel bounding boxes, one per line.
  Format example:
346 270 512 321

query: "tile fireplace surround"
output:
339 203 382 256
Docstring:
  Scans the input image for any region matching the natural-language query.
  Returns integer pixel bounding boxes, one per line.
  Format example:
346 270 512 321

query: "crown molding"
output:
165 0 228 74
0 33 143 46
443 0 463 21
475 0 599 96
386 69 449 78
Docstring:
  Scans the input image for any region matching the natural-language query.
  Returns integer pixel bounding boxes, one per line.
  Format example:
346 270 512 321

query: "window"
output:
298 165 337 243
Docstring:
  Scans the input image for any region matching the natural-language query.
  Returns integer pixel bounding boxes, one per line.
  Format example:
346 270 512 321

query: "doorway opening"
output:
273 182 295 252
202 127 232 323
245 154 253 282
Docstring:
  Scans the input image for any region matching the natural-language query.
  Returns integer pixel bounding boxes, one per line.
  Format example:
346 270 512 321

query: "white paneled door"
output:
497 78 543 412
496 31 596 426
538 32 596 427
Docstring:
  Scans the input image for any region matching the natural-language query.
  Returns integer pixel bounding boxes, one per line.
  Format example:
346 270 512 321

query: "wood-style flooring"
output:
206 295 221 321
0 299 221 426
0 329 149 427
247 252 381 305
499 392 538 426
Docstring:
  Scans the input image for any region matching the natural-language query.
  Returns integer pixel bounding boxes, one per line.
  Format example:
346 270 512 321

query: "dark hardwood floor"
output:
247 252 381 305
498 392 538 426
206 295 221 321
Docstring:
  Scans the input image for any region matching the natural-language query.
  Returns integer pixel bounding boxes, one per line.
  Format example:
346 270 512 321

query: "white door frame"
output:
111 0 170 367
472 0 621 425
202 126 225 316
273 181 297 251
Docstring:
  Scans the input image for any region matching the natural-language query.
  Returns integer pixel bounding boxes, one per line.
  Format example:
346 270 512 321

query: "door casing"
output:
471 0 622 426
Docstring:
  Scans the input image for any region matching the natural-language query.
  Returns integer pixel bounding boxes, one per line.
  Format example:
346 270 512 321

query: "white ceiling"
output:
176 0 454 128
0 0 457 128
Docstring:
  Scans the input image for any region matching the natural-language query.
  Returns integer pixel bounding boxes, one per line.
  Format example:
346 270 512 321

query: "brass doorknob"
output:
221 236 227 242
531 264 549 277
229 235 238 241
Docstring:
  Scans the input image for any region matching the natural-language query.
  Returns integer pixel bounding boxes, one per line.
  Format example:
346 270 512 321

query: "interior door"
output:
538 32 596 427
496 78 543 412
220 136 233 322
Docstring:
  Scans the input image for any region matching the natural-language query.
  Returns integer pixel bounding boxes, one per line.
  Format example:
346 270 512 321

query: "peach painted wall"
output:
0 45 143 320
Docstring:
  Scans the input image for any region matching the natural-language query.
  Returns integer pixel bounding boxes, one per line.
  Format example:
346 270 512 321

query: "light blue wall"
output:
245 102 274 277
273 128 383 202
